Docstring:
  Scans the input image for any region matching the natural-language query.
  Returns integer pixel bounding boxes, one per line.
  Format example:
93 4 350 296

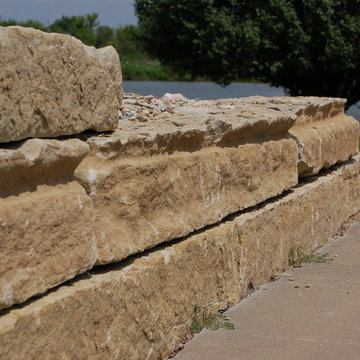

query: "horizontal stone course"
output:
0 26 122 143
76 138 298 264
1 155 359 360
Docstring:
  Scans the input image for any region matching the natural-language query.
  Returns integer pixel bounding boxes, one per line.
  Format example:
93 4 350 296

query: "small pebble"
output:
159 103 166 112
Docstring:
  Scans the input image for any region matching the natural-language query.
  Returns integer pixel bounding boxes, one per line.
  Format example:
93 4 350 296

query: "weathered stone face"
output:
76 139 298 264
0 26 122 143
0 138 96 310
0 138 90 196
76 97 301 264
0 182 96 310
0 156 359 360
75 95 358 265
251 96 359 176
291 114 359 176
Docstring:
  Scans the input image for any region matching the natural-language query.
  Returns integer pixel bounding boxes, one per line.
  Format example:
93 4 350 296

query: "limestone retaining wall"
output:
1 157 359 360
0 25 359 360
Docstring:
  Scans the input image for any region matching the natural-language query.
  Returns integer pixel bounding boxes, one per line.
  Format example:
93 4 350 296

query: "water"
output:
123 80 360 120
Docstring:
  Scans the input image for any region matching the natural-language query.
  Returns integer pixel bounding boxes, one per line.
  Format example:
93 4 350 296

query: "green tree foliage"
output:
49 13 99 46
0 18 47 31
135 0 360 108
114 25 144 59
96 25 115 48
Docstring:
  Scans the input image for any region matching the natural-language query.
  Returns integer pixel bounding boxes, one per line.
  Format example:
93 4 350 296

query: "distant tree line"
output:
0 13 185 81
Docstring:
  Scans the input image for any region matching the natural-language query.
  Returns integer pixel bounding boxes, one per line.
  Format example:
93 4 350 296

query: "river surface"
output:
123 80 360 120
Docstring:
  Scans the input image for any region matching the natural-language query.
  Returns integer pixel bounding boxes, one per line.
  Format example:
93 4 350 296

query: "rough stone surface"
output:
291 115 359 176
116 94 358 175
244 97 359 176
285 97 358 176
97 95 300 158
1 156 359 360
76 103 298 263
75 95 358 265
0 182 96 310
0 220 241 360
0 138 89 197
0 26 122 143
0 138 96 310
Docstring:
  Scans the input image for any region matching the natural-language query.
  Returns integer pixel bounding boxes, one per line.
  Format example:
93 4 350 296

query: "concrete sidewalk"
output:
175 220 360 360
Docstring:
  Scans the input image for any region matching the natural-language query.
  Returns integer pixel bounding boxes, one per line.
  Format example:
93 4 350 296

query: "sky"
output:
0 0 137 27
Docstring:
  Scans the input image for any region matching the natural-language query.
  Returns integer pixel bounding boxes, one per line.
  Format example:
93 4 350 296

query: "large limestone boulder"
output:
0 155 359 360
76 96 300 264
0 138 97 310
0 26 122 143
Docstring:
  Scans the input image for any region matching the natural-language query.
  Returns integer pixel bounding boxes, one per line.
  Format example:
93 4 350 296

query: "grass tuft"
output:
190 305 235 334
289 245 333 266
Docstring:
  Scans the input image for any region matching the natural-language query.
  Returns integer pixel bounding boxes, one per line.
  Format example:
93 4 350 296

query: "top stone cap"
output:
0 26 123 144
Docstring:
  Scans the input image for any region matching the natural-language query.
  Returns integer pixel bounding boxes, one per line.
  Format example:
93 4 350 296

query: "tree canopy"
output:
135 0 360 108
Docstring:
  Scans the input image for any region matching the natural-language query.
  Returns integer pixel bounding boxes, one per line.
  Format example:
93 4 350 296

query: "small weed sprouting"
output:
289 245 333 266
190 305 235 334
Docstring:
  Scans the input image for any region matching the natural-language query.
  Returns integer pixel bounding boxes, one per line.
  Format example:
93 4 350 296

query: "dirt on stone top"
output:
120 93 187 122
119 92 346 128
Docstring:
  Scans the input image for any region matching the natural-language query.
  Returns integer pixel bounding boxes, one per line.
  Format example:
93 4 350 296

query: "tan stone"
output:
113 95 354 161
0 138 96 310
0 220 241 360
235 96 359 176
107 96 301 158
0 26 122 143
0 182 96 310
75 96 308 265
290 115 359 176
1 156 359 360
76 95 357 265
266 97 359 176
0 138 89 197
76 138 298 264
